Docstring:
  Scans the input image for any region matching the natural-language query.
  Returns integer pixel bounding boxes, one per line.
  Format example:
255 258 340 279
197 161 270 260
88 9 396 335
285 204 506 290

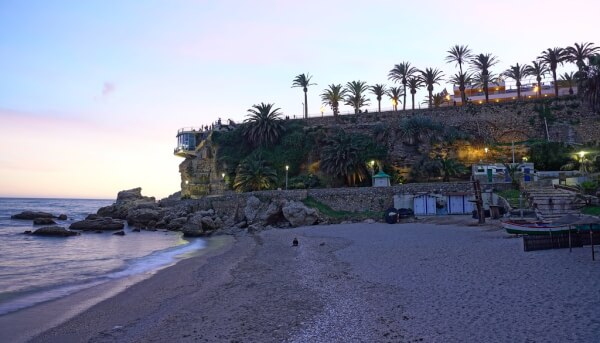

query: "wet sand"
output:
13 219 600 342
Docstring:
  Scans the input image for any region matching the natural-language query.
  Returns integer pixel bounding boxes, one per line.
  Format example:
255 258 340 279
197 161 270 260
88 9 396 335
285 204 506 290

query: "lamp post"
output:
320 106 325 117
369 160 375 186
484 147 489 162
285 165 289 190
578 151 586 173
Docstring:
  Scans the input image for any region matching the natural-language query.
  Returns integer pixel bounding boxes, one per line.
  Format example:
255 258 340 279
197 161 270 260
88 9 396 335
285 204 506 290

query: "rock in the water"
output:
57 214 68 220
11 211 54 220
113 231 125 236
126 207 162 227
166 217 188 230
33 218 57 225
70 218 125 231
33 226 79 237
97 187 156 219
85 214 99 220
282 201 318 227
23 230 32 234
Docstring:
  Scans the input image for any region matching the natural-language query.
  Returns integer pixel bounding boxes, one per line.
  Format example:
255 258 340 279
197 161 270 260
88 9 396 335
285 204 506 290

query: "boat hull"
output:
502 221 572 235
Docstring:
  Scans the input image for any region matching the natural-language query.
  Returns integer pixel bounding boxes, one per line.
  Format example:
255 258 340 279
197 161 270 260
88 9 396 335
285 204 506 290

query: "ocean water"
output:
0 198 204 316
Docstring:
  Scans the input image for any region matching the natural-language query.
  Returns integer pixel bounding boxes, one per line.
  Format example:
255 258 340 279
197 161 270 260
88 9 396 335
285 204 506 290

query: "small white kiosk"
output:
373 171 391 187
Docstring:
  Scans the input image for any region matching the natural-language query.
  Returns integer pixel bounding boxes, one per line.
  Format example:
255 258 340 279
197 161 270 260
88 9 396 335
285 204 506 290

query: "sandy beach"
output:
10 218 600 342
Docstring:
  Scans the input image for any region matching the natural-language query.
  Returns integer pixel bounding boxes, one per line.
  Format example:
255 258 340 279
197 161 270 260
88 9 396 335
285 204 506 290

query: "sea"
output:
0 197 205 316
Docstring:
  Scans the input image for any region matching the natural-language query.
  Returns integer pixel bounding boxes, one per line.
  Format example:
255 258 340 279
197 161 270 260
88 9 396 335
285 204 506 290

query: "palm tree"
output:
387 86 403 111
319 131 367 186
388 62 417 110
503 63 528 100
559 72 576 95
292 73 316 119
343 81 370 114
470 53 499 103
449 71 473 103
320 84 346 116
243 102 285 147
233 158 278 192
406 76 424 110
566 42 600 71
581 55 600 111
566 42 600 95
524 61 549 98
438 158 467 182
445 45 473 104
538 47 567 96
369 84 387 113
419 68 444 108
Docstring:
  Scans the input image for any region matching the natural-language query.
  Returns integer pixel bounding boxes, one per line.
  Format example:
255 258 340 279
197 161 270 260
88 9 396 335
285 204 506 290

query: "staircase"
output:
523 185 586 221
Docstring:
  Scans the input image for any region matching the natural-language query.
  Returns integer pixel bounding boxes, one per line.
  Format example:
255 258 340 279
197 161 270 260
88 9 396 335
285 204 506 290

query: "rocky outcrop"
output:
33 226 80 237
97 187 156 219
70 218 125 231
57 214 68 220
181 212 220 237
11 211 54 220
126 207 163 228
33 218 57 225
282 201 318 227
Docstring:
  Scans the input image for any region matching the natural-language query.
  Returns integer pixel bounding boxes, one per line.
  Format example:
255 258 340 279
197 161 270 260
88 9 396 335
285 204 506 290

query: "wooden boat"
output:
502 220 572 235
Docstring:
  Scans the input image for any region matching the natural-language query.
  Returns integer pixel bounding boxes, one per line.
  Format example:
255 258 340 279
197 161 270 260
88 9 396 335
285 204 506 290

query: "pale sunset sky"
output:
0 0 598 199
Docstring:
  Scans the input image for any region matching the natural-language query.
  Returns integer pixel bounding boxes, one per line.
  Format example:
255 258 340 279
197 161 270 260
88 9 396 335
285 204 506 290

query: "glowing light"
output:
578 151 586 159
484 147 489 154
221 172 225 178
185 180 189 185
522 156 528 162
285 165 289 171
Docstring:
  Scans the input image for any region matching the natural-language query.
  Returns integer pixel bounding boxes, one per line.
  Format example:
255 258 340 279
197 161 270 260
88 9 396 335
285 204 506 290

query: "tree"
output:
581 55 600 111
388 62 417 110
320 84 347 116
502 163 522 189
445 45 473 104
233 157 278 192
538 47 567 96
449 71 473 103
503 63 528 100
343 81 370 114
438 158 467 182
406 76 424 110
566 42 600 71
470 53 499 103
559 72 576 95
528 141 572 170
292 73 316 119
419 68 444 108
243 103 285 147
524 61 549 98
566 42 600 96
369 84 388 112
387 86 403 111
319 131 367 186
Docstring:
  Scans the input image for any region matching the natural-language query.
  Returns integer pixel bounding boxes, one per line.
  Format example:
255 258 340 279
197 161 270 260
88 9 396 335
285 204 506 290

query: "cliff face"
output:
179 138 226 198
178 98 600 197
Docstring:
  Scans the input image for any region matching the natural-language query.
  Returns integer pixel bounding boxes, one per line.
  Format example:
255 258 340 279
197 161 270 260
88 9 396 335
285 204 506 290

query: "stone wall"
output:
177 183 475 216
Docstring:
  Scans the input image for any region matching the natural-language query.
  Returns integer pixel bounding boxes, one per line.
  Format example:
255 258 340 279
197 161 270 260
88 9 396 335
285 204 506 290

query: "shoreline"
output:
11 221 600 342
0 235 233 343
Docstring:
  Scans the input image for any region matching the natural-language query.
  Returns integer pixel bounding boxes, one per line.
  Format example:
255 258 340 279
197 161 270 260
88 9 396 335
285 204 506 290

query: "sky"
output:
1 0 598 199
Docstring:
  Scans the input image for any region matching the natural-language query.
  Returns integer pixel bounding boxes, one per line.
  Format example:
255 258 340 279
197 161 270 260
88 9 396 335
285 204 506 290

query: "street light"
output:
484 147 488 161
369 160 375 186
285 165 289 190
578 151 587 173
320 106 325 117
